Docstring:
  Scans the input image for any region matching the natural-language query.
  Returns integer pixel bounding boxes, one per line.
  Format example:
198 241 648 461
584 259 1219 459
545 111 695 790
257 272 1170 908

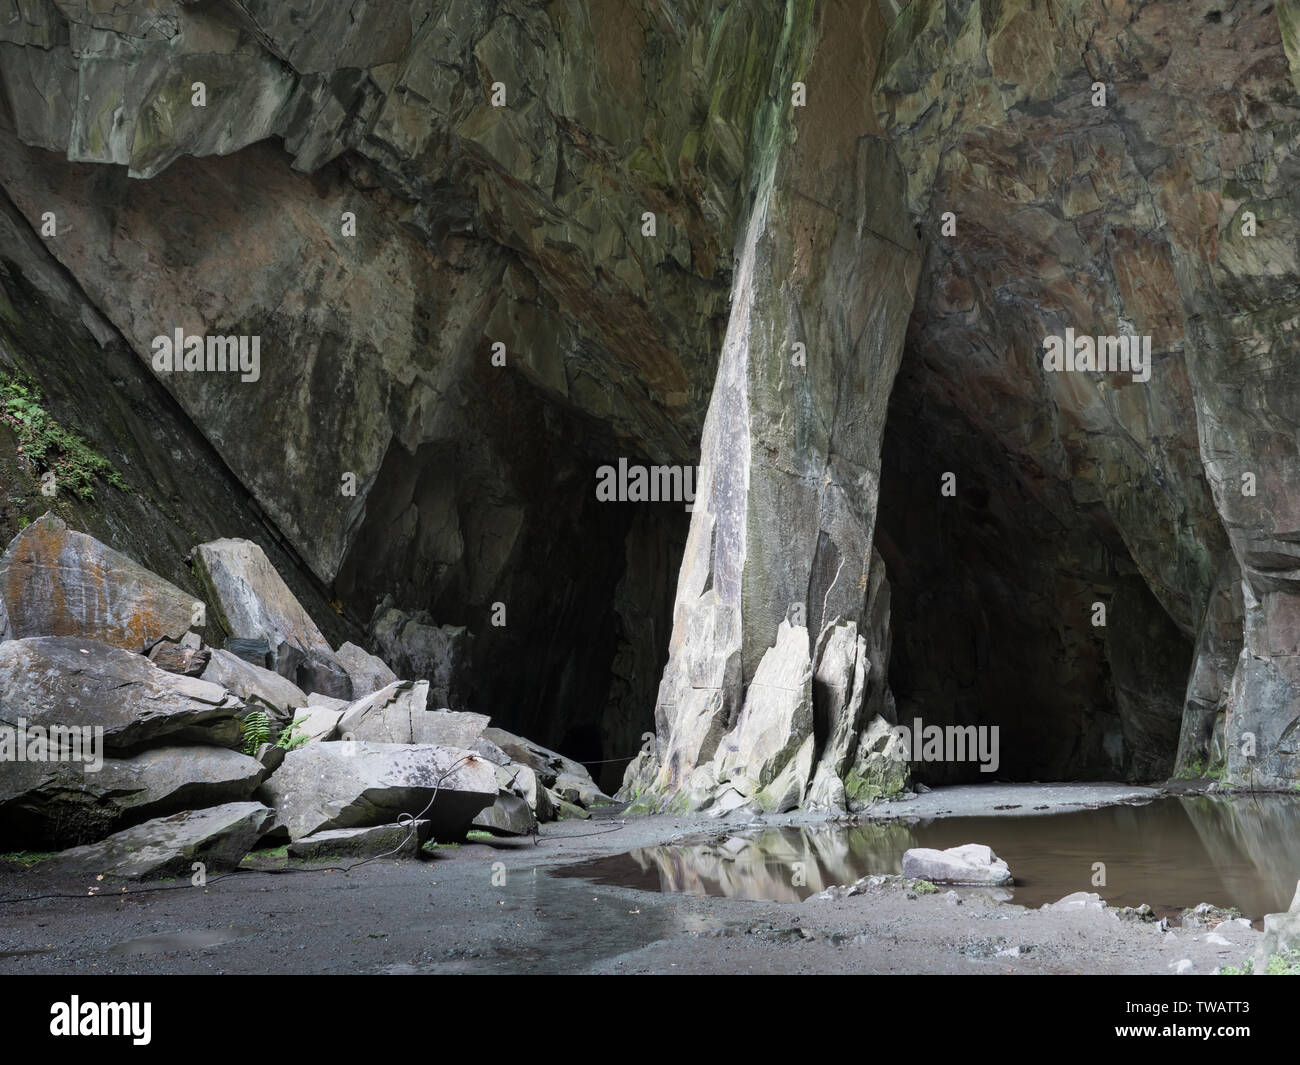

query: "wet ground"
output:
559 793 1300 919
0 783 1284 974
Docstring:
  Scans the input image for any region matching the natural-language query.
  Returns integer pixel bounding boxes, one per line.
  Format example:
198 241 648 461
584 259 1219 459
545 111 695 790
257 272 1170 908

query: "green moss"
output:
911 879 939 895
1221 950 1300 976
0 371 129 501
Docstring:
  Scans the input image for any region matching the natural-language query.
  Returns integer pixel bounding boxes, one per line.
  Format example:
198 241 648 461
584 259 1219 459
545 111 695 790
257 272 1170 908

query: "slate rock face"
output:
0 637 244 753
2 1 1300 803
0 514 200 651
0 0 798 767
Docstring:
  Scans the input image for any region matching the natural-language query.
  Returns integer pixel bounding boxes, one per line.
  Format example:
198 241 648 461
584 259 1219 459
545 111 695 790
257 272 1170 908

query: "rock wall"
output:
873 0 1300 786
0 0 797 763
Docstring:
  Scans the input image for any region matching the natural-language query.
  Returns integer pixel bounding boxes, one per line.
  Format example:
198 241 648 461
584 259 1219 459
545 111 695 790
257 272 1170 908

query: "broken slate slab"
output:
0 636 244 753
472 792 537 836
287 820 433 860
201 647 308 721
258 741 497 842
39 802 274 879
0 745 266 848
193 537 350 698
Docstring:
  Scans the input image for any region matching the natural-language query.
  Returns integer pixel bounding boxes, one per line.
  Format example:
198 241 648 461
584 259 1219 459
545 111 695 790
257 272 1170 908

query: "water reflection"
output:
557 795 1300 918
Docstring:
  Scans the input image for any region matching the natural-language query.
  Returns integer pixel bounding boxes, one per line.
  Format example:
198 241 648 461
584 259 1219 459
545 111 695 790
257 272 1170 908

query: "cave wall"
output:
0 0 799 761
873 0 1300 786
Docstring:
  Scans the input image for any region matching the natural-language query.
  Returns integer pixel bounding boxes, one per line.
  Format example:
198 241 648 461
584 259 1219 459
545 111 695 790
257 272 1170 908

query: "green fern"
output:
276 720 309 752
241 710 272 755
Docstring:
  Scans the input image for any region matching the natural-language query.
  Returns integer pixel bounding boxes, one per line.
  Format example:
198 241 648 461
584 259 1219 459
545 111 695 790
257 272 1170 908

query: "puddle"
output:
556 794 1300 919
107 925 261 956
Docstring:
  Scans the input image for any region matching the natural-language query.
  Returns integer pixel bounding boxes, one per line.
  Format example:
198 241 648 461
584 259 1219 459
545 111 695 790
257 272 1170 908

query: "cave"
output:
1 0 1299 983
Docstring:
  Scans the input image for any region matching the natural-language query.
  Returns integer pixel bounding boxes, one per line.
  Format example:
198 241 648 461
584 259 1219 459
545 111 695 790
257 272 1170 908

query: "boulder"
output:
336 680 491 747
0 514 200 651
193 538 350 698
201 647 308 721
287 704 342 744
472 793 537 836
901 844 1014 886
480 726 603 794
371 606 472 708
39 802 274 879
335 679 428 740
0 746 265 848
334 641 398 698
287 820 433 860
147 638 210 677
413 709 490 749
307 693 349 710
0 637 244 752
258 741 497 842
497 762 554 820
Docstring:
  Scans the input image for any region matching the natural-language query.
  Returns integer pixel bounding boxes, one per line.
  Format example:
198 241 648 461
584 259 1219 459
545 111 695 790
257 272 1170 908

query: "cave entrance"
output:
875 345 1193 785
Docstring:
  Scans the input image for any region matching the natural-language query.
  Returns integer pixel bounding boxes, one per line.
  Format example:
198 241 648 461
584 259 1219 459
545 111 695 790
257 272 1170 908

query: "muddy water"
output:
556 795 1300 919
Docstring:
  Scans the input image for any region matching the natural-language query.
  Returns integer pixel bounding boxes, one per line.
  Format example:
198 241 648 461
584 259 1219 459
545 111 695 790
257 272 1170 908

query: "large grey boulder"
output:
259 741 497 842
334 642 398 699
0 514 200 651
201 648 308 723
0 746 265 848
0 637 244 752
193 538 350 699
39 802 274 879
371 606 472 709
901 844 1014 886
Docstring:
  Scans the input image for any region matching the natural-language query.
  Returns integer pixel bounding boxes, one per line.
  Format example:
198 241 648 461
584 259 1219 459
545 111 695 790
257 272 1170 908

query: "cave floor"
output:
0 783 1263 975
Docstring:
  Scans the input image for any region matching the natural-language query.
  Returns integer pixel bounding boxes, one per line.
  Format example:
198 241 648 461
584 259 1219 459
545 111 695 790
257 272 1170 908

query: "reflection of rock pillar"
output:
625 1 921 811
